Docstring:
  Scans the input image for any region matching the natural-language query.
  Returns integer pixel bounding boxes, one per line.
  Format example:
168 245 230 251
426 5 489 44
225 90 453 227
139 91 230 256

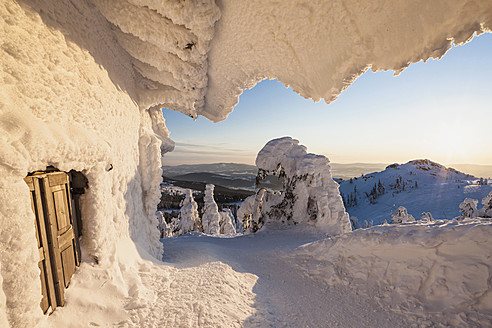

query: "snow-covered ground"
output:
47 220 491 327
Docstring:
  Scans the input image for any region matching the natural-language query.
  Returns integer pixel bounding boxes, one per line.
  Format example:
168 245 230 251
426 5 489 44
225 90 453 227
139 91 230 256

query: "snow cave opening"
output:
24 168 88 314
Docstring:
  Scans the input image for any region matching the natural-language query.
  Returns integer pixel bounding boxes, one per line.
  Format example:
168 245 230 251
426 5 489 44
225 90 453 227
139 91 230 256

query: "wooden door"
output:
24 176 57 313
42 172 80 306
25 171 80 312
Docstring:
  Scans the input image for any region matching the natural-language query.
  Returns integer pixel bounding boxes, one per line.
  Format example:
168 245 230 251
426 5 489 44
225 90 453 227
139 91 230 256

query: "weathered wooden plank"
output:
25 176 58 312
61 246 76 288
53 190 70 231
48 172 68 187
34 177 58 311
39 261 49 313
42 177 65 307
38 247 45 261
24 176 34 190
57 227 74 251
67 173 82 267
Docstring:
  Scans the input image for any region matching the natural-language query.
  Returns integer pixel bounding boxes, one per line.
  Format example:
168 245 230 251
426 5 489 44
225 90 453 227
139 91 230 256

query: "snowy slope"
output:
47 220 492 327
339 159 492 224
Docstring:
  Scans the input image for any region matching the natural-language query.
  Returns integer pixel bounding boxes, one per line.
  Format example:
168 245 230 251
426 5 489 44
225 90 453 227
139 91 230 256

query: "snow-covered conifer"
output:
350 216 360 229
391 206 415 224
254 137 351 234
479 192 492 218
176 189 200 235
201 184 221 234
420 212 434 223
237 195 255 233
220 209 237 234
458 198 479 220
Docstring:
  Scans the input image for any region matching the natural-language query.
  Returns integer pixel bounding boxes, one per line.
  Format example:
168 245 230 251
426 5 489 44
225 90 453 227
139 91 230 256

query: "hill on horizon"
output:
163 161 492 181
339 159 492 225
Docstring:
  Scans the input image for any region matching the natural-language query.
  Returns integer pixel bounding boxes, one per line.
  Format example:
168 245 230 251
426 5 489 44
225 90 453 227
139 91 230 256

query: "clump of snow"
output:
248 137 351 234
201 184 221 234
391 206 415 223
92 0 221 118
176 189 200 236
156 211 172 238
238 189 274 234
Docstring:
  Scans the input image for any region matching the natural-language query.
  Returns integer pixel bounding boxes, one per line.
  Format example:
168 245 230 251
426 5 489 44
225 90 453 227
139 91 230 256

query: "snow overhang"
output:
94 0 492 122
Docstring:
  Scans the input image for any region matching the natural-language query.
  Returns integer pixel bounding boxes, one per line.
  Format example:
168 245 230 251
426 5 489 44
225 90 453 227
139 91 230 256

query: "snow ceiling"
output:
95 0 491 122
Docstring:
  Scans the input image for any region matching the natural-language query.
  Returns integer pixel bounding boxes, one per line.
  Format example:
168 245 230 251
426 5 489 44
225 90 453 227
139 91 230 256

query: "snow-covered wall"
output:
0 1 172 326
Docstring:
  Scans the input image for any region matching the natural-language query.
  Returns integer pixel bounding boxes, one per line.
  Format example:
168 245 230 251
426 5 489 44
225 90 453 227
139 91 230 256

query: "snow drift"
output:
293 218 492 327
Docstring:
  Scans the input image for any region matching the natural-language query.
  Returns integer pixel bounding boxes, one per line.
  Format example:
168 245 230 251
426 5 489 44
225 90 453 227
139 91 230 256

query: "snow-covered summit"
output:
340 159 492 225
385 159 474 180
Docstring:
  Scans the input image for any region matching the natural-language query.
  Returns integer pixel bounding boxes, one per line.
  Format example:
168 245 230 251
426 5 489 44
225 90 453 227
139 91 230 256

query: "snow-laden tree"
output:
156 211 173 238
349 216 360 229
458 198 479 220
391 206 415 224
253 137 351 234
201 184 221 234
420 212 434 223
237 195 255 233
237 189 273 233
479 192 492 218
220 209 237 235
176 189 200 236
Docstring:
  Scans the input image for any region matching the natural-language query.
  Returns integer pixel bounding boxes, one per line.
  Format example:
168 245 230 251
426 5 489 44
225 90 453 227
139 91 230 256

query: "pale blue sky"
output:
163 33 492 166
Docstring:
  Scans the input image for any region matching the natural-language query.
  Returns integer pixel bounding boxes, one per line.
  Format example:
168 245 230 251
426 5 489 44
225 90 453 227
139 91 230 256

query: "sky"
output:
162 33 492 166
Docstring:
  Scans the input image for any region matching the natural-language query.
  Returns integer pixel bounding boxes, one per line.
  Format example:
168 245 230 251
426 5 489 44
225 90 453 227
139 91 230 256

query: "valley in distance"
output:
160 160 492 225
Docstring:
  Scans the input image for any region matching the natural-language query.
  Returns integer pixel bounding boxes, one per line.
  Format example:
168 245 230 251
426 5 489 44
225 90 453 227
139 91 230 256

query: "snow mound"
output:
242 137 351 234
294 218 492 327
